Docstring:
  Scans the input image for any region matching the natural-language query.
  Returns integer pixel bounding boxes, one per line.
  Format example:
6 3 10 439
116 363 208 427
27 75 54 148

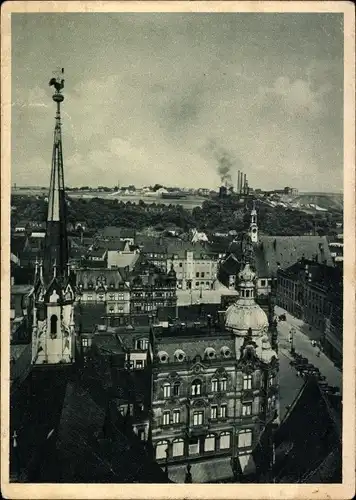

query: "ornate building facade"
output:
149 263 279 483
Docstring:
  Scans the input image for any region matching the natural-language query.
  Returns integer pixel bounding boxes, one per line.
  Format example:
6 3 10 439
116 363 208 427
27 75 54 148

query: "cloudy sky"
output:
11 12 343 191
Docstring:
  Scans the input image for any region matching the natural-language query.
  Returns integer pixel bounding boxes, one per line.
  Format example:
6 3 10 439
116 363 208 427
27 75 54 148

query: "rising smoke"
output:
207 139 235 187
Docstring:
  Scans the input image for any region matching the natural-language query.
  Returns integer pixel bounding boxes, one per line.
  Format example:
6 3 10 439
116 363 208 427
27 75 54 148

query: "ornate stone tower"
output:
30 70 75 366
249 200 258 244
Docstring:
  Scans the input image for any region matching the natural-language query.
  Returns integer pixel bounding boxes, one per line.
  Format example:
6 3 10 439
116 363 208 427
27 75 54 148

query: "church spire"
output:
44 68 69 283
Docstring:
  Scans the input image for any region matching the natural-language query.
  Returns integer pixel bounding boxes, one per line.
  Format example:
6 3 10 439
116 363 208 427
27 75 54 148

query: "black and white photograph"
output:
1 1 355 498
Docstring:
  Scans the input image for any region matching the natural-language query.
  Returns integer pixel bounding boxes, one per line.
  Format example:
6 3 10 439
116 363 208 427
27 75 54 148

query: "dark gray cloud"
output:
11 12 343 191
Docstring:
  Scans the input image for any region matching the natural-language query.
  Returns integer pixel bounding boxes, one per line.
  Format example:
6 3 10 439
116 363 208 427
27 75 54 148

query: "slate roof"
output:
254 236 333 277
272 377 341 483
75 303 107 333
55 377 169 483
154 325 234 361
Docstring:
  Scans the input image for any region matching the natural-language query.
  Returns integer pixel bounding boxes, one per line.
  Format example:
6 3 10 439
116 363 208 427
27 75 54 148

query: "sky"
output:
11 12 344 191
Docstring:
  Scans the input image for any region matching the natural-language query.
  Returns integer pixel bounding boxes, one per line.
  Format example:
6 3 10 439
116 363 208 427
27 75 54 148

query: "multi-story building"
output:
167 242 218 291
149 263 279 483
130 262 177 316
76 268 131 320
277 259 342 336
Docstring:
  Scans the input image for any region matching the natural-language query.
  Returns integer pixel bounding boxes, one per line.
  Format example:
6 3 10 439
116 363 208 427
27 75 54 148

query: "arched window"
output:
50 314 58 336
191 379 202 396
155 441 169 460
246 290 250 298
172 438 184 457
204 433 216 452
163 383 171 398
211 378 218 392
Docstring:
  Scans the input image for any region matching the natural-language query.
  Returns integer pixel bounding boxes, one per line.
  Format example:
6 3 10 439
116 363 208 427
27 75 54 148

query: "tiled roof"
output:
99 227 136 239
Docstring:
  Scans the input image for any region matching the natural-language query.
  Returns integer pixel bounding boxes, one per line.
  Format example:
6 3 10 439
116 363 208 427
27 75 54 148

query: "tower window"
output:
50 314 58 337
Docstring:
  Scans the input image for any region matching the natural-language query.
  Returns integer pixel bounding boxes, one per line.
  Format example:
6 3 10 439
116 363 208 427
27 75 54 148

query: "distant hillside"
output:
292 193 343 212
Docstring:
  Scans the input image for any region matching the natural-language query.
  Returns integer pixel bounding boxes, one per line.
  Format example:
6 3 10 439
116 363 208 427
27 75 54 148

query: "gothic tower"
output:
30 70 75 366
249 200 258 244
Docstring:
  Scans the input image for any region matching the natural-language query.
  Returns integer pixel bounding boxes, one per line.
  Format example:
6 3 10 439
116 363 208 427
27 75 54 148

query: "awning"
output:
239 453 256 475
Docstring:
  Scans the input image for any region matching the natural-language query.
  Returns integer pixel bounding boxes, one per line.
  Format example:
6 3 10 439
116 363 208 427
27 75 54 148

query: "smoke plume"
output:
207 139 234 187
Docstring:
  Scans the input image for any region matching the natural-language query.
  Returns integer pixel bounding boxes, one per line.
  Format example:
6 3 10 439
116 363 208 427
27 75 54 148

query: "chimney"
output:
243 173 247 194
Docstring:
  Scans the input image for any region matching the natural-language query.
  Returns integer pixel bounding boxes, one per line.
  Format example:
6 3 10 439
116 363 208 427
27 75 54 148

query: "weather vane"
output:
49 67 65 94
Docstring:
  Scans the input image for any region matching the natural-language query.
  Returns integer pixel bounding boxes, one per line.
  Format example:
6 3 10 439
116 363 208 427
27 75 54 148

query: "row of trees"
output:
11 194 342 237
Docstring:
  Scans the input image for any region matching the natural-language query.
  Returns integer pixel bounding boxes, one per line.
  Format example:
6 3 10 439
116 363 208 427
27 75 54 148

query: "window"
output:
156 441 168 460
179 263 183 267
138 429 145 441
193 411 203 426
173 382 180 396
191 379 202 396
238 429 252 448
220 432 230 449
269 374 275 387
195 282 199 287
108 293 115 300
163 383 171 398
196 272 200 277
98 294 104 301
211 379 218 392
137 339 149 350
261 280 266 287
50 314 58 336
188 438 199 456
163 411 170 426
219 378 227 391
243 374 252 390
87 294 93 301
246 290 250 298
204 434 215 452
210 405 218 420
118 293 124 300
220 404 227 418
242 403 252 416
136 360 144 369
82 338 89 347
173 410 180 424
201 272 205 278
172 439 184 457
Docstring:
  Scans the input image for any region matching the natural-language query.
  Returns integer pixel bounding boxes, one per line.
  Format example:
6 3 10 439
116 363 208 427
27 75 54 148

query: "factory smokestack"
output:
243 173 247 195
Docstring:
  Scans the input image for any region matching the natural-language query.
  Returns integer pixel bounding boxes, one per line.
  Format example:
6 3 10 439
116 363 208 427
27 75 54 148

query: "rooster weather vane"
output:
49 68 65 93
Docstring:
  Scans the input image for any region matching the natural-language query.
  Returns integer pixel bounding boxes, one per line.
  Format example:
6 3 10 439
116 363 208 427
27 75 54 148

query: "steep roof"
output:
254 235 333 277
272 377 341 483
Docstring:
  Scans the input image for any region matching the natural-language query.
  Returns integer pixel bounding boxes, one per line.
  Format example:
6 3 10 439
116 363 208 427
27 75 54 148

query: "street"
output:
275 305 342 410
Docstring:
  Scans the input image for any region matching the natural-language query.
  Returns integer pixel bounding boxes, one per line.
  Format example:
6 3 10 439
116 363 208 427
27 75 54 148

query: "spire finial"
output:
53 259 57 278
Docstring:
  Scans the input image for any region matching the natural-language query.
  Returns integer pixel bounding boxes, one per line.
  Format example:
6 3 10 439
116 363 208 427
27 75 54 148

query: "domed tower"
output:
225 263 279 426
225 263 268 338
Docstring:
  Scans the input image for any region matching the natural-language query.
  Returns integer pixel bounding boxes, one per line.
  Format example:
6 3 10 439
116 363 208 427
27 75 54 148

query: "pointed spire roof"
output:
43 70 69 285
